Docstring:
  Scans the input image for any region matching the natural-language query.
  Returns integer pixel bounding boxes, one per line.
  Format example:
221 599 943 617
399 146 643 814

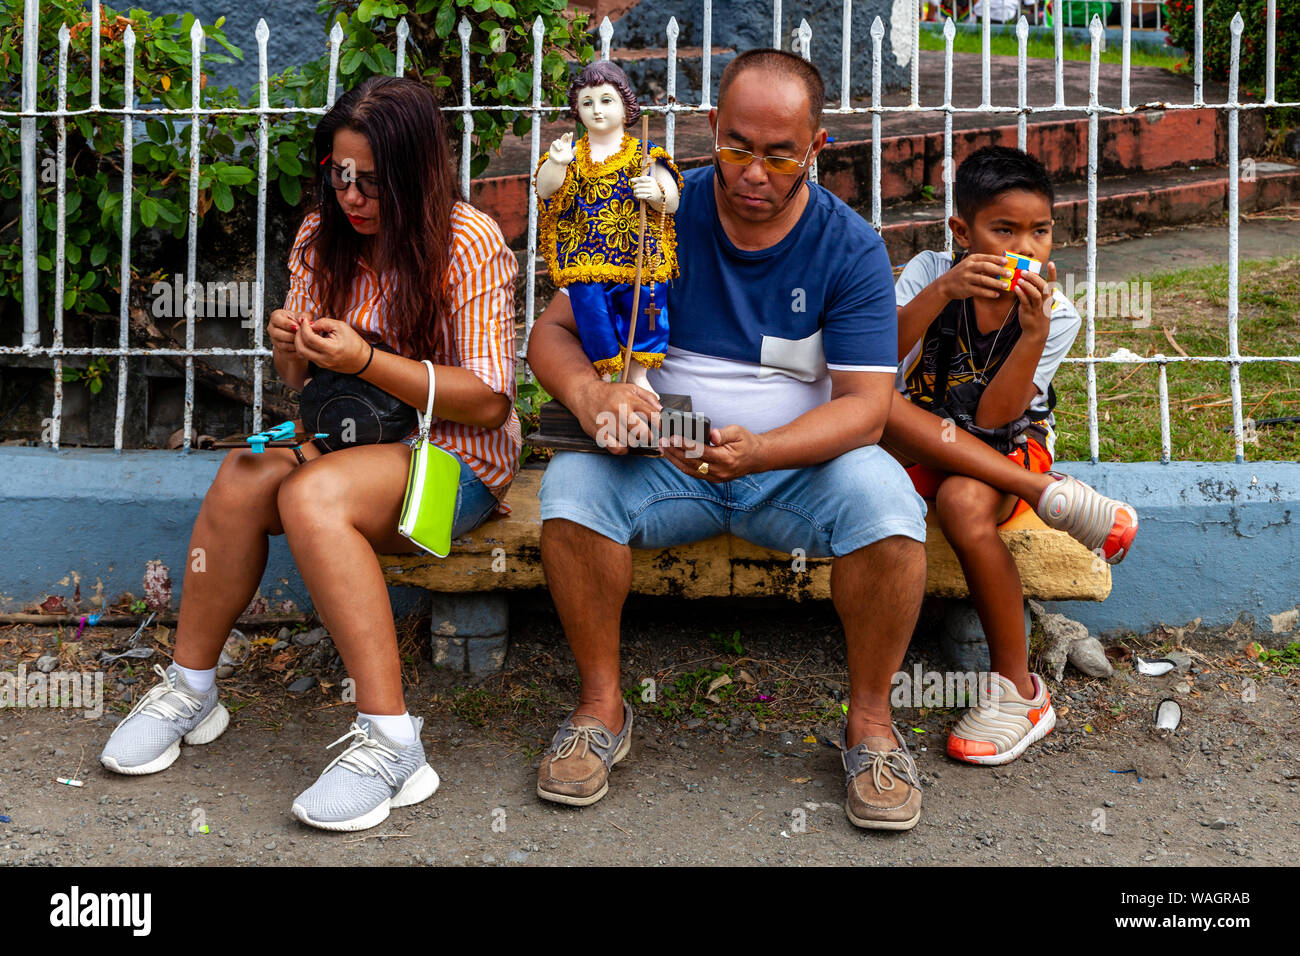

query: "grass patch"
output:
1052 256 1300 462
919 24 1184 70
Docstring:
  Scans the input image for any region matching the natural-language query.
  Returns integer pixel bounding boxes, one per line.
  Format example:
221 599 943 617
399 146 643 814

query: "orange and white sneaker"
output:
947 673 1056 766
1036 473 1138 564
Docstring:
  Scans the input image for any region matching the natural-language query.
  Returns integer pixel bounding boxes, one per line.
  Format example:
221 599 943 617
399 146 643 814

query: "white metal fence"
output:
938 1 1169 31
0 0 1294 463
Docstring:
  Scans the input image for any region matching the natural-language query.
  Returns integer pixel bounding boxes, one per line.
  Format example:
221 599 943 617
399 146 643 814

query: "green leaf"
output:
215 164 255 185
435 1 456 37
340 47 364 75
89 378 103 395
276 152 303 176
63 288 77 310
37 254 51 270
90 243 108 267
154 201 183 225
212 180 234 213
279 175 302 207
139 196 159 228
66 244 81 265
491 1 514 16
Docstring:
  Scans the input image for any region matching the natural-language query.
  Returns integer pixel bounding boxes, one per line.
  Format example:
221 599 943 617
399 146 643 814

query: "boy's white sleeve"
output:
1031 288 1083 410
894 251 950 392
894 249 949 308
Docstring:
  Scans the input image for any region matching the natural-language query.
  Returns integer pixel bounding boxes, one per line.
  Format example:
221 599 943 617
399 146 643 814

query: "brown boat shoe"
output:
536 701 633 807
841 722 923 832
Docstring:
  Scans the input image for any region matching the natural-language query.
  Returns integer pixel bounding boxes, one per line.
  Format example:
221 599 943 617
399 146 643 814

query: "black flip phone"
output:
659 409 712 445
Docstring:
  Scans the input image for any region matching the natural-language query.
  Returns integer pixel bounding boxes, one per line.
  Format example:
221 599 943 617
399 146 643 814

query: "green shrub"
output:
1163 0 1298 109
0 0 591 319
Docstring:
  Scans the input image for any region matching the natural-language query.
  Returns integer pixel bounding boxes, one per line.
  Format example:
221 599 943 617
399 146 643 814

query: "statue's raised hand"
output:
548 132 575 166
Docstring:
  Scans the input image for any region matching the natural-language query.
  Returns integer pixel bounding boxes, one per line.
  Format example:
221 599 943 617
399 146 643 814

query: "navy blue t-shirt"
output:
647 164 898 433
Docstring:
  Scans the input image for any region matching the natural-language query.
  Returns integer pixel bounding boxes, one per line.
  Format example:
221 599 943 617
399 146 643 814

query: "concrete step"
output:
471 106 1265 252
819 106 1253 210
874 161 1300 263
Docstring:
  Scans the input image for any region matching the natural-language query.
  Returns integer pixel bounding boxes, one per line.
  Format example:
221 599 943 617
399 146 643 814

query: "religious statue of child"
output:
535 60 683 396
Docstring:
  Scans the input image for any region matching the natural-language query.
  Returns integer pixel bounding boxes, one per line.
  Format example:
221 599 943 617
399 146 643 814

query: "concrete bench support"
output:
427 593 509 676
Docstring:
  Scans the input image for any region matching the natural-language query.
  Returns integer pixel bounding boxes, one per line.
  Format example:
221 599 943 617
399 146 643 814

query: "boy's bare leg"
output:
883 391 1052 506
934 475 1035 699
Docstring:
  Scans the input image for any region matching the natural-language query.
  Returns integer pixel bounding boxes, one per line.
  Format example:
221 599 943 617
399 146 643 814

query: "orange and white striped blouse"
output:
284 203 521 511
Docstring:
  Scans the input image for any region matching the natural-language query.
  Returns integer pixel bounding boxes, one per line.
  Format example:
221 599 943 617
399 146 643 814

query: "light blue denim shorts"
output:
538 444 927 559
400 435 499 538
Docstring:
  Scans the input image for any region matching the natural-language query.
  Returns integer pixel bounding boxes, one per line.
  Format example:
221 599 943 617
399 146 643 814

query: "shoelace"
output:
553 723 613 762
322 722 402 787
109 664 202 736
851 745 919 793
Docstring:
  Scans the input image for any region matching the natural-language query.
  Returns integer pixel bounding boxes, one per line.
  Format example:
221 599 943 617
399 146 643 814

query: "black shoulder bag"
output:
298 340 418 453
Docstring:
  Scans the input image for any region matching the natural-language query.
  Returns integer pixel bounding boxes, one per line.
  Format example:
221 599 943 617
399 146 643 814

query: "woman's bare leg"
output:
882 391 1052 506
172 443 322 670
275 441 418 716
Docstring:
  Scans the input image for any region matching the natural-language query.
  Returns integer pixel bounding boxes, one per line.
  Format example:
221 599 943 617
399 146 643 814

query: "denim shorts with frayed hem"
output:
538 444 927 559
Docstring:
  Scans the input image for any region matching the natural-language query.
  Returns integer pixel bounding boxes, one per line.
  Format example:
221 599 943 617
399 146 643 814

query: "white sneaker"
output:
946 673 1056 766
100 663 229 775
291 717 440 832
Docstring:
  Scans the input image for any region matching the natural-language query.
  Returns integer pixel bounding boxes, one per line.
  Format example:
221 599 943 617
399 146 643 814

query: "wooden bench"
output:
379 468 1110 672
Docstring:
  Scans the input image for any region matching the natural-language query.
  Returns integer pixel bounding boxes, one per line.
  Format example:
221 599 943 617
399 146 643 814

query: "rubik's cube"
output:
1003 251 1043 291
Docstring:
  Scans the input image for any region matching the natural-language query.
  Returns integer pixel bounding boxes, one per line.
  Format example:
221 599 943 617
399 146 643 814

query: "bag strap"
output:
929 298 964 408
417 359 436 440
927 248 970 408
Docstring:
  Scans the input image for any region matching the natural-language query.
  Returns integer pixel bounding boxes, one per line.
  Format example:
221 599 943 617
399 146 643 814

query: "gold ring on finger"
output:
697 462 709 477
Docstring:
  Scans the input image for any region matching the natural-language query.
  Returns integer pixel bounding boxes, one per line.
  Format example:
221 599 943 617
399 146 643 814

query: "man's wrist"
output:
566 375 604 423
747 430 775 474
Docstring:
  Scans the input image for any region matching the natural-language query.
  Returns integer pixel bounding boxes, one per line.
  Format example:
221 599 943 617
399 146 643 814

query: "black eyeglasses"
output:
713 131 814 175
324 158 380 199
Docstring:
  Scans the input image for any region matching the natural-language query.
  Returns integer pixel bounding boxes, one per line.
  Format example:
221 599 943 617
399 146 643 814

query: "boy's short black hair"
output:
954 146 1054 223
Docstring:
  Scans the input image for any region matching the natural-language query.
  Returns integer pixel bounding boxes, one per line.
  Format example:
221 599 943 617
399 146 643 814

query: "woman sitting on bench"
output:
99 76 521 833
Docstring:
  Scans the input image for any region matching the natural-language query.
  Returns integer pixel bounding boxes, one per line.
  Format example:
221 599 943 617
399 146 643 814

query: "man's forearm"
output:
753 394 886 472
527 318 601 412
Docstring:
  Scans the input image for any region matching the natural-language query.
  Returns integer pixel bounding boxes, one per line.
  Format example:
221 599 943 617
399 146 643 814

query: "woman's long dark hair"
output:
306 76 456 361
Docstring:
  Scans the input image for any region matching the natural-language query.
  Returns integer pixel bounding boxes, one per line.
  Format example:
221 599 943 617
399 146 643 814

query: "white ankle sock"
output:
359 711 417 745
173 662 215 694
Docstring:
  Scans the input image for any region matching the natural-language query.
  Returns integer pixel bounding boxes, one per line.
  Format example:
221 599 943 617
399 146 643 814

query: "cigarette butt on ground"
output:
56 778 84 788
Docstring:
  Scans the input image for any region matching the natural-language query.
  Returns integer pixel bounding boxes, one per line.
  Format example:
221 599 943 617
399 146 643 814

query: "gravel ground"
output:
1 599 1297 867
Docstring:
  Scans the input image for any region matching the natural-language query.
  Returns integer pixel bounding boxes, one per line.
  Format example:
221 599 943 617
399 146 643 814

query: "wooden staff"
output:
620 113 653 378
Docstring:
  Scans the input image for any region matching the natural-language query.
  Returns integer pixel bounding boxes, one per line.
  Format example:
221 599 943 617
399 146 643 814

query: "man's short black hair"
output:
954 146 1055 223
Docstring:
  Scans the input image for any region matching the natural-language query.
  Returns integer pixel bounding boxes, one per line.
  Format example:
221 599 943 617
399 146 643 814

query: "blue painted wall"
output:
1042 460 1299 636
1 448 1296 636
